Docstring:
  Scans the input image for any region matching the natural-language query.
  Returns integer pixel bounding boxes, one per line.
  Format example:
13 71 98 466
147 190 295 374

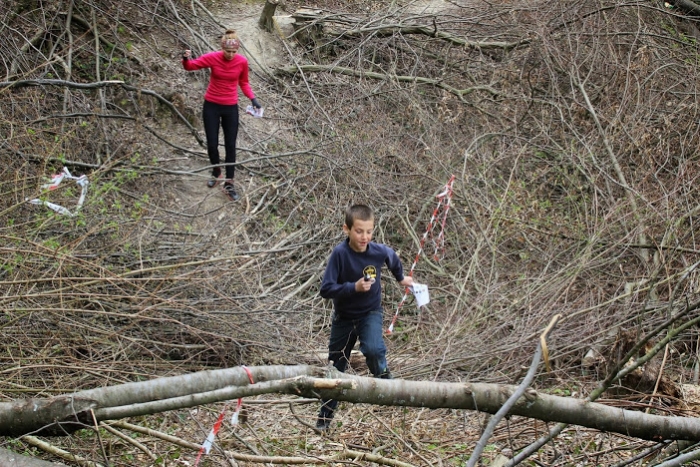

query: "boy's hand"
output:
399 276 414 288
182 50 191 59
355 275 374 292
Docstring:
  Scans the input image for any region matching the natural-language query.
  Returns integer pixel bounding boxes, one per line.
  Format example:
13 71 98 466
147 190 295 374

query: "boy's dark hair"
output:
345 204 374 229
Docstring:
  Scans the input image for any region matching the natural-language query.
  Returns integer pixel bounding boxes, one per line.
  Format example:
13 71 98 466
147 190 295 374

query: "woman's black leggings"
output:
202 100 239 180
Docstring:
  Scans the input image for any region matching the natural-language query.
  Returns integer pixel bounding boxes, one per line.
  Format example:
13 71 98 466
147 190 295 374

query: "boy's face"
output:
343 218 374 253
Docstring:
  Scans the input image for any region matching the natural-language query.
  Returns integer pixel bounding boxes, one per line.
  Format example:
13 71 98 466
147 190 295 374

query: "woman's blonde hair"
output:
221 30 240 49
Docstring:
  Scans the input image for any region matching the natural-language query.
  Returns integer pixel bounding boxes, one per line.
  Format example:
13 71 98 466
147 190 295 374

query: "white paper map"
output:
246 105 264 118
410 283 430 307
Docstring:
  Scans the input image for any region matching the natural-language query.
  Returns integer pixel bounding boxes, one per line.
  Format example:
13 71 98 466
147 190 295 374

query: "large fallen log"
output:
0 448 66 467
4 365 700 442
288 8 527 50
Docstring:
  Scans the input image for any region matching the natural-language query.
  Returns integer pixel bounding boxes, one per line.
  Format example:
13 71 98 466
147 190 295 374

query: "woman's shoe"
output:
207 172 223 188
223 182 240 201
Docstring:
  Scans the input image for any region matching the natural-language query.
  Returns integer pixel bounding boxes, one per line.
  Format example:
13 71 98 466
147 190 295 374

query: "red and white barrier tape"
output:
27 167 89 217
387 175 455 334
193 365 255 466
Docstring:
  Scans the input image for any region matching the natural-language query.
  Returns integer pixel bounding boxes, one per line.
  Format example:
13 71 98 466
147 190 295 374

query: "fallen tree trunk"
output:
671 0 700 16
0 448 66 467
338 24 527 50
288 9 527 50
0 365 318 436
3 364 700 442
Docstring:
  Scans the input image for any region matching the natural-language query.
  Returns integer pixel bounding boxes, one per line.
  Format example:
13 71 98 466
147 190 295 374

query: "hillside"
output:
3 0 700 465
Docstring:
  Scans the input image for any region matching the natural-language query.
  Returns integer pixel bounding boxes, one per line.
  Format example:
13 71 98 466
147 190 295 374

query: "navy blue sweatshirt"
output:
320 239 405 318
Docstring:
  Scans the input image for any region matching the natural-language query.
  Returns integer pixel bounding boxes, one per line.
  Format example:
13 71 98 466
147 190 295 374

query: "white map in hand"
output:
246 105 264 118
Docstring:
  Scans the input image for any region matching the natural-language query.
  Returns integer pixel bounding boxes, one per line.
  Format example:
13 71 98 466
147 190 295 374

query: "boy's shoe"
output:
315 414 333 432
223 182 240 201
207 172 223 188
378 369 393 379
315 406 334 432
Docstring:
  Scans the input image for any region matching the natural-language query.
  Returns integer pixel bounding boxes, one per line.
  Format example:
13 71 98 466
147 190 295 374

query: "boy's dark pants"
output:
319 310 390 419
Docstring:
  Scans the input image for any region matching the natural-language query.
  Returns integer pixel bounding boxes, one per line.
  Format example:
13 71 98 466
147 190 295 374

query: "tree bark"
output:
339 25 526 50
309 372 700 442
1 396 97 437
3 365 700 442
0 365 318 436
0 447 67 466
258 0 279 32
671 0 700 16
287 10 526 50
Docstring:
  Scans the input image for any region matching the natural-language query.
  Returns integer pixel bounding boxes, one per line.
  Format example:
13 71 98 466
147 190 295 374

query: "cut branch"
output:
288 11 528 50
21 436 101 467
340 24 528 51
110 420 418 467
59 11 143 65
0 446 69 467
0 78 203 146
274 65 499 100
8 29 46 79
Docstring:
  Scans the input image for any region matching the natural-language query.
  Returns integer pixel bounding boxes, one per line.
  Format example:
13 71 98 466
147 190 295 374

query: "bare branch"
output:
274 65 499 100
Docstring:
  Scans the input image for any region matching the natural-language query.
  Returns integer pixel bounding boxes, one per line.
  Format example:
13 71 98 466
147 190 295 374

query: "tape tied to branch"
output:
193 365 255 466
27 167 89 217
387 175 455 334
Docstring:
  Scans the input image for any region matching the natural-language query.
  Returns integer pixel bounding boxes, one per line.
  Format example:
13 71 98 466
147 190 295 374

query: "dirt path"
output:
165 2 293 236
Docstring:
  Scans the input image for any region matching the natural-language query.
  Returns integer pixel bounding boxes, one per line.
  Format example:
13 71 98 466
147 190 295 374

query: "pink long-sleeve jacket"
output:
182 51 255 105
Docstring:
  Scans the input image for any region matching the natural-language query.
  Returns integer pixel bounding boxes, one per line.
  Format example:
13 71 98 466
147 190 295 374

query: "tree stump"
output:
258 0 279 33
291 8 324 47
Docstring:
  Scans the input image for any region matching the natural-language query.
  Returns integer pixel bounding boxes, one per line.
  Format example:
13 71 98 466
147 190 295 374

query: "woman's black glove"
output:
251 98 261 109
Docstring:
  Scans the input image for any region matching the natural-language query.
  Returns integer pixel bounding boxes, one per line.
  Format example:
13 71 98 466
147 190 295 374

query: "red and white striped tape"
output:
387 175 455 334
193 365 255 466
27 167 89 217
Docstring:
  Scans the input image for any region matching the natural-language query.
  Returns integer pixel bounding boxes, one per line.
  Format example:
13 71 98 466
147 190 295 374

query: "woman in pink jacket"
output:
182 30 261 201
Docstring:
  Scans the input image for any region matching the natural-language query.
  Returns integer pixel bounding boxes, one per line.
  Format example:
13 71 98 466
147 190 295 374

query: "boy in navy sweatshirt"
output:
316 204 414 431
